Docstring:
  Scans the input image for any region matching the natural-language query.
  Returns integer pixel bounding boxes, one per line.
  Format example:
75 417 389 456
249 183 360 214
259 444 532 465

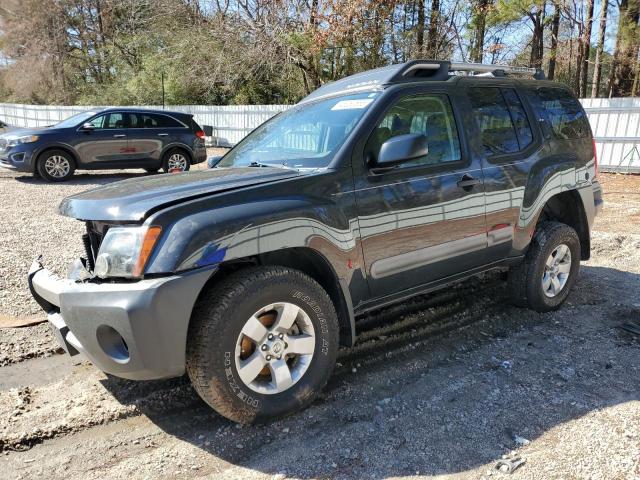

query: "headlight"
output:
7 135 39 147
94 226 162 279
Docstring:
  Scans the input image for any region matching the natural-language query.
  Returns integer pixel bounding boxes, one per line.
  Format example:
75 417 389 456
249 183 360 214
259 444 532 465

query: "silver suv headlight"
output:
94 226 162 279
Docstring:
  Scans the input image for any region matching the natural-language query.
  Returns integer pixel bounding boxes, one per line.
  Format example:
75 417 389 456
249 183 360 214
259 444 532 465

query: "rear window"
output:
528 87 591 139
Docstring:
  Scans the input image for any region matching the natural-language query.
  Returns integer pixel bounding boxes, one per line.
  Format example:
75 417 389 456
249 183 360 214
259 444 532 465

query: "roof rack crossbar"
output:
449 62 545 79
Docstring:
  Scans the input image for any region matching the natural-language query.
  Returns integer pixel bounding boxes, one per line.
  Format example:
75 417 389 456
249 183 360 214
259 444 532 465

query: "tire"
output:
162 148 190 173
144 167 160 174
186 266 339 424
37 150 76 182
508 221 581 312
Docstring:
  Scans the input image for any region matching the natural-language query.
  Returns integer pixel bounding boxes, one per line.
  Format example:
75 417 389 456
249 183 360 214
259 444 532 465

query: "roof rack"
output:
299 60 545 104
449 62 545 79
400 61 545 80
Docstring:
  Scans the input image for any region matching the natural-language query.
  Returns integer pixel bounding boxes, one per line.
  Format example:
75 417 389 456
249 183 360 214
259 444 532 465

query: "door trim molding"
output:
370 232 487 279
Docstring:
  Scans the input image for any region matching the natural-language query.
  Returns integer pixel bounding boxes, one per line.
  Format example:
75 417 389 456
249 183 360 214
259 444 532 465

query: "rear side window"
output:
468 87 520 156
529 87 590 139
365 93 462 168
128 113 184 128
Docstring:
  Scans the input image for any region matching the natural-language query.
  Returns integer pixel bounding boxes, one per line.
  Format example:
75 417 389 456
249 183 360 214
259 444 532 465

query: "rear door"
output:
463 83 540 262
76 111 130 167
354 87 487 298
126 112 188 166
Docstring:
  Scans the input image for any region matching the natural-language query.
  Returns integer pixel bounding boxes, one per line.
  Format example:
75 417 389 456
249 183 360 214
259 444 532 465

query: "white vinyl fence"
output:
0 97 638 172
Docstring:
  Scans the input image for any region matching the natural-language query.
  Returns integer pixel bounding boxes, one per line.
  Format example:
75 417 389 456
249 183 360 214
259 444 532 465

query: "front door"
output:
76 112 130 167
354 89 487 298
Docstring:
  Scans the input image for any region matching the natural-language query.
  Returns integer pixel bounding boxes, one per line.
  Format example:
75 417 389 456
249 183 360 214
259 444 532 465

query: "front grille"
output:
84 222 107 271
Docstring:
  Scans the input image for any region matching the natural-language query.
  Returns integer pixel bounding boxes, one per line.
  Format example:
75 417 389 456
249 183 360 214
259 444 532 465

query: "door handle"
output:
113 134 126 138
157 133 169 137
457 174 481 190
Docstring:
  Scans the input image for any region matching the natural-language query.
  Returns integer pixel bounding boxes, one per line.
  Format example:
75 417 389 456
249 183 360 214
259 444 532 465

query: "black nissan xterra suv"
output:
29 61 603 424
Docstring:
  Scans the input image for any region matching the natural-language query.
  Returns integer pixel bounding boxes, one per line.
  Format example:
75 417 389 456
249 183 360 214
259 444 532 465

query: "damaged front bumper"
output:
28 258 216 380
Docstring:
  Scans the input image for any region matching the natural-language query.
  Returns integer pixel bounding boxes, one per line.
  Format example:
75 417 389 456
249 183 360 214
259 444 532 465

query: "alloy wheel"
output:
542 243 572 297
44 155 71 178
235 302 315 395
167 153 188 171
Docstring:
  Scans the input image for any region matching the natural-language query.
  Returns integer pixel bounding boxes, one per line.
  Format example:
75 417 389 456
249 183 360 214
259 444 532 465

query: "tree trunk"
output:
548 1 561 80
591 0 609 97
426 0 440 58
471 0 490 63
610 0 640 97
580 0 595 97
417 0 425 55
529 5 545 69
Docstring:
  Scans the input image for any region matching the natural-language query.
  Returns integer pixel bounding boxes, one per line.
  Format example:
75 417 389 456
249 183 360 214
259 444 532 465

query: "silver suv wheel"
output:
235 302 315 395
542 243 572 297
44 155 71 178
167 153 188 171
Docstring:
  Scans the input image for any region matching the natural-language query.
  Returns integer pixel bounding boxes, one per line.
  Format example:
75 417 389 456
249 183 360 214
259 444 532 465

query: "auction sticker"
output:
331 99 374 110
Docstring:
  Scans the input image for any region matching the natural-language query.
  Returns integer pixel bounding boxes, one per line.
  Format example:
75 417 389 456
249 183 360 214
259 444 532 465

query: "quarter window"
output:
529 87 591 139
366 94 461 168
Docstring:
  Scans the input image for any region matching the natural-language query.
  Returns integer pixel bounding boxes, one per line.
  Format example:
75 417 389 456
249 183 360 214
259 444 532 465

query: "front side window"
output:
88 113 124 130
529 87 591 139
365 93 461 168
218 92 379 170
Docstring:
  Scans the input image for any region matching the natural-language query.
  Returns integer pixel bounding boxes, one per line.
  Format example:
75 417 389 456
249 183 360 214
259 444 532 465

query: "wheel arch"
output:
536 189 591 260
161 144 193 164
194 247 356 348
36 145 80 170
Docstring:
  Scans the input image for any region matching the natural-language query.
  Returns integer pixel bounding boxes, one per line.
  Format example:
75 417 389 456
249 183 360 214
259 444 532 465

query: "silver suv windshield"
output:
218 92 380 170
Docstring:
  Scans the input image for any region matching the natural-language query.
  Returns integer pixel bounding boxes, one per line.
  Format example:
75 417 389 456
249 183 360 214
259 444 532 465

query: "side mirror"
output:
81 122 95 131
207 155 223 168
376 133 429 167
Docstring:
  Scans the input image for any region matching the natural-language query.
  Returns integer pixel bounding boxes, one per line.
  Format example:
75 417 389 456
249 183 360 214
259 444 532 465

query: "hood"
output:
59 167 301 221
0 127 52 138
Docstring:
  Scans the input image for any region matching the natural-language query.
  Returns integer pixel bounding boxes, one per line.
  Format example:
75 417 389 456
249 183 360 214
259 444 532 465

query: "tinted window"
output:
128 113 184 128
502 89 533 149
469 87 519 156
530 87 590 139
366 94 461 168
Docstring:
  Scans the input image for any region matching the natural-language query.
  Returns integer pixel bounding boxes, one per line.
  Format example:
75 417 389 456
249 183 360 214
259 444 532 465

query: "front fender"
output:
145 197 358 279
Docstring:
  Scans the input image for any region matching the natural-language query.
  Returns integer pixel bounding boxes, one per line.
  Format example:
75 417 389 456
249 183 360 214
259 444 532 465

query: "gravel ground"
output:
0 172 639 479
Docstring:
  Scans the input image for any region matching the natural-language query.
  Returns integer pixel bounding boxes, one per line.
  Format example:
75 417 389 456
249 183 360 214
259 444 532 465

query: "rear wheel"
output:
162 148 190 173
37 150 75 182
186 266 339 424
508 221 581 312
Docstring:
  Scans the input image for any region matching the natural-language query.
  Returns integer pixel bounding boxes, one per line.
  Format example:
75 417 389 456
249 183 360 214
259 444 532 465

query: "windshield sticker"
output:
331 99 374 110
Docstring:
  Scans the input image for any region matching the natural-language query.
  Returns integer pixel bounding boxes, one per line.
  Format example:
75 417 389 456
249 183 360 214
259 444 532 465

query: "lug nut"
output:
261 344 267 351
266 355 272 361
268 334 274 340
277 355 282 360
278 333 284 339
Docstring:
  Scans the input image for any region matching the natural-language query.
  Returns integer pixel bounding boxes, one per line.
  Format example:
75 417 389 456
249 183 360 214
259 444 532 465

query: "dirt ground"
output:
0 170 639 479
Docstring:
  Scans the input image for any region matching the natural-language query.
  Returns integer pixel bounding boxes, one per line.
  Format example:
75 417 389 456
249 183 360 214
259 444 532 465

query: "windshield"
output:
218 92 380 169
51 111 99 129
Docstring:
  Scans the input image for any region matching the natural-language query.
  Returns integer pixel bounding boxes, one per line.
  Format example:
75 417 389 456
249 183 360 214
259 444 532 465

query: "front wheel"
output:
186 266 339 424
508 221 581 312
37 150 76 182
